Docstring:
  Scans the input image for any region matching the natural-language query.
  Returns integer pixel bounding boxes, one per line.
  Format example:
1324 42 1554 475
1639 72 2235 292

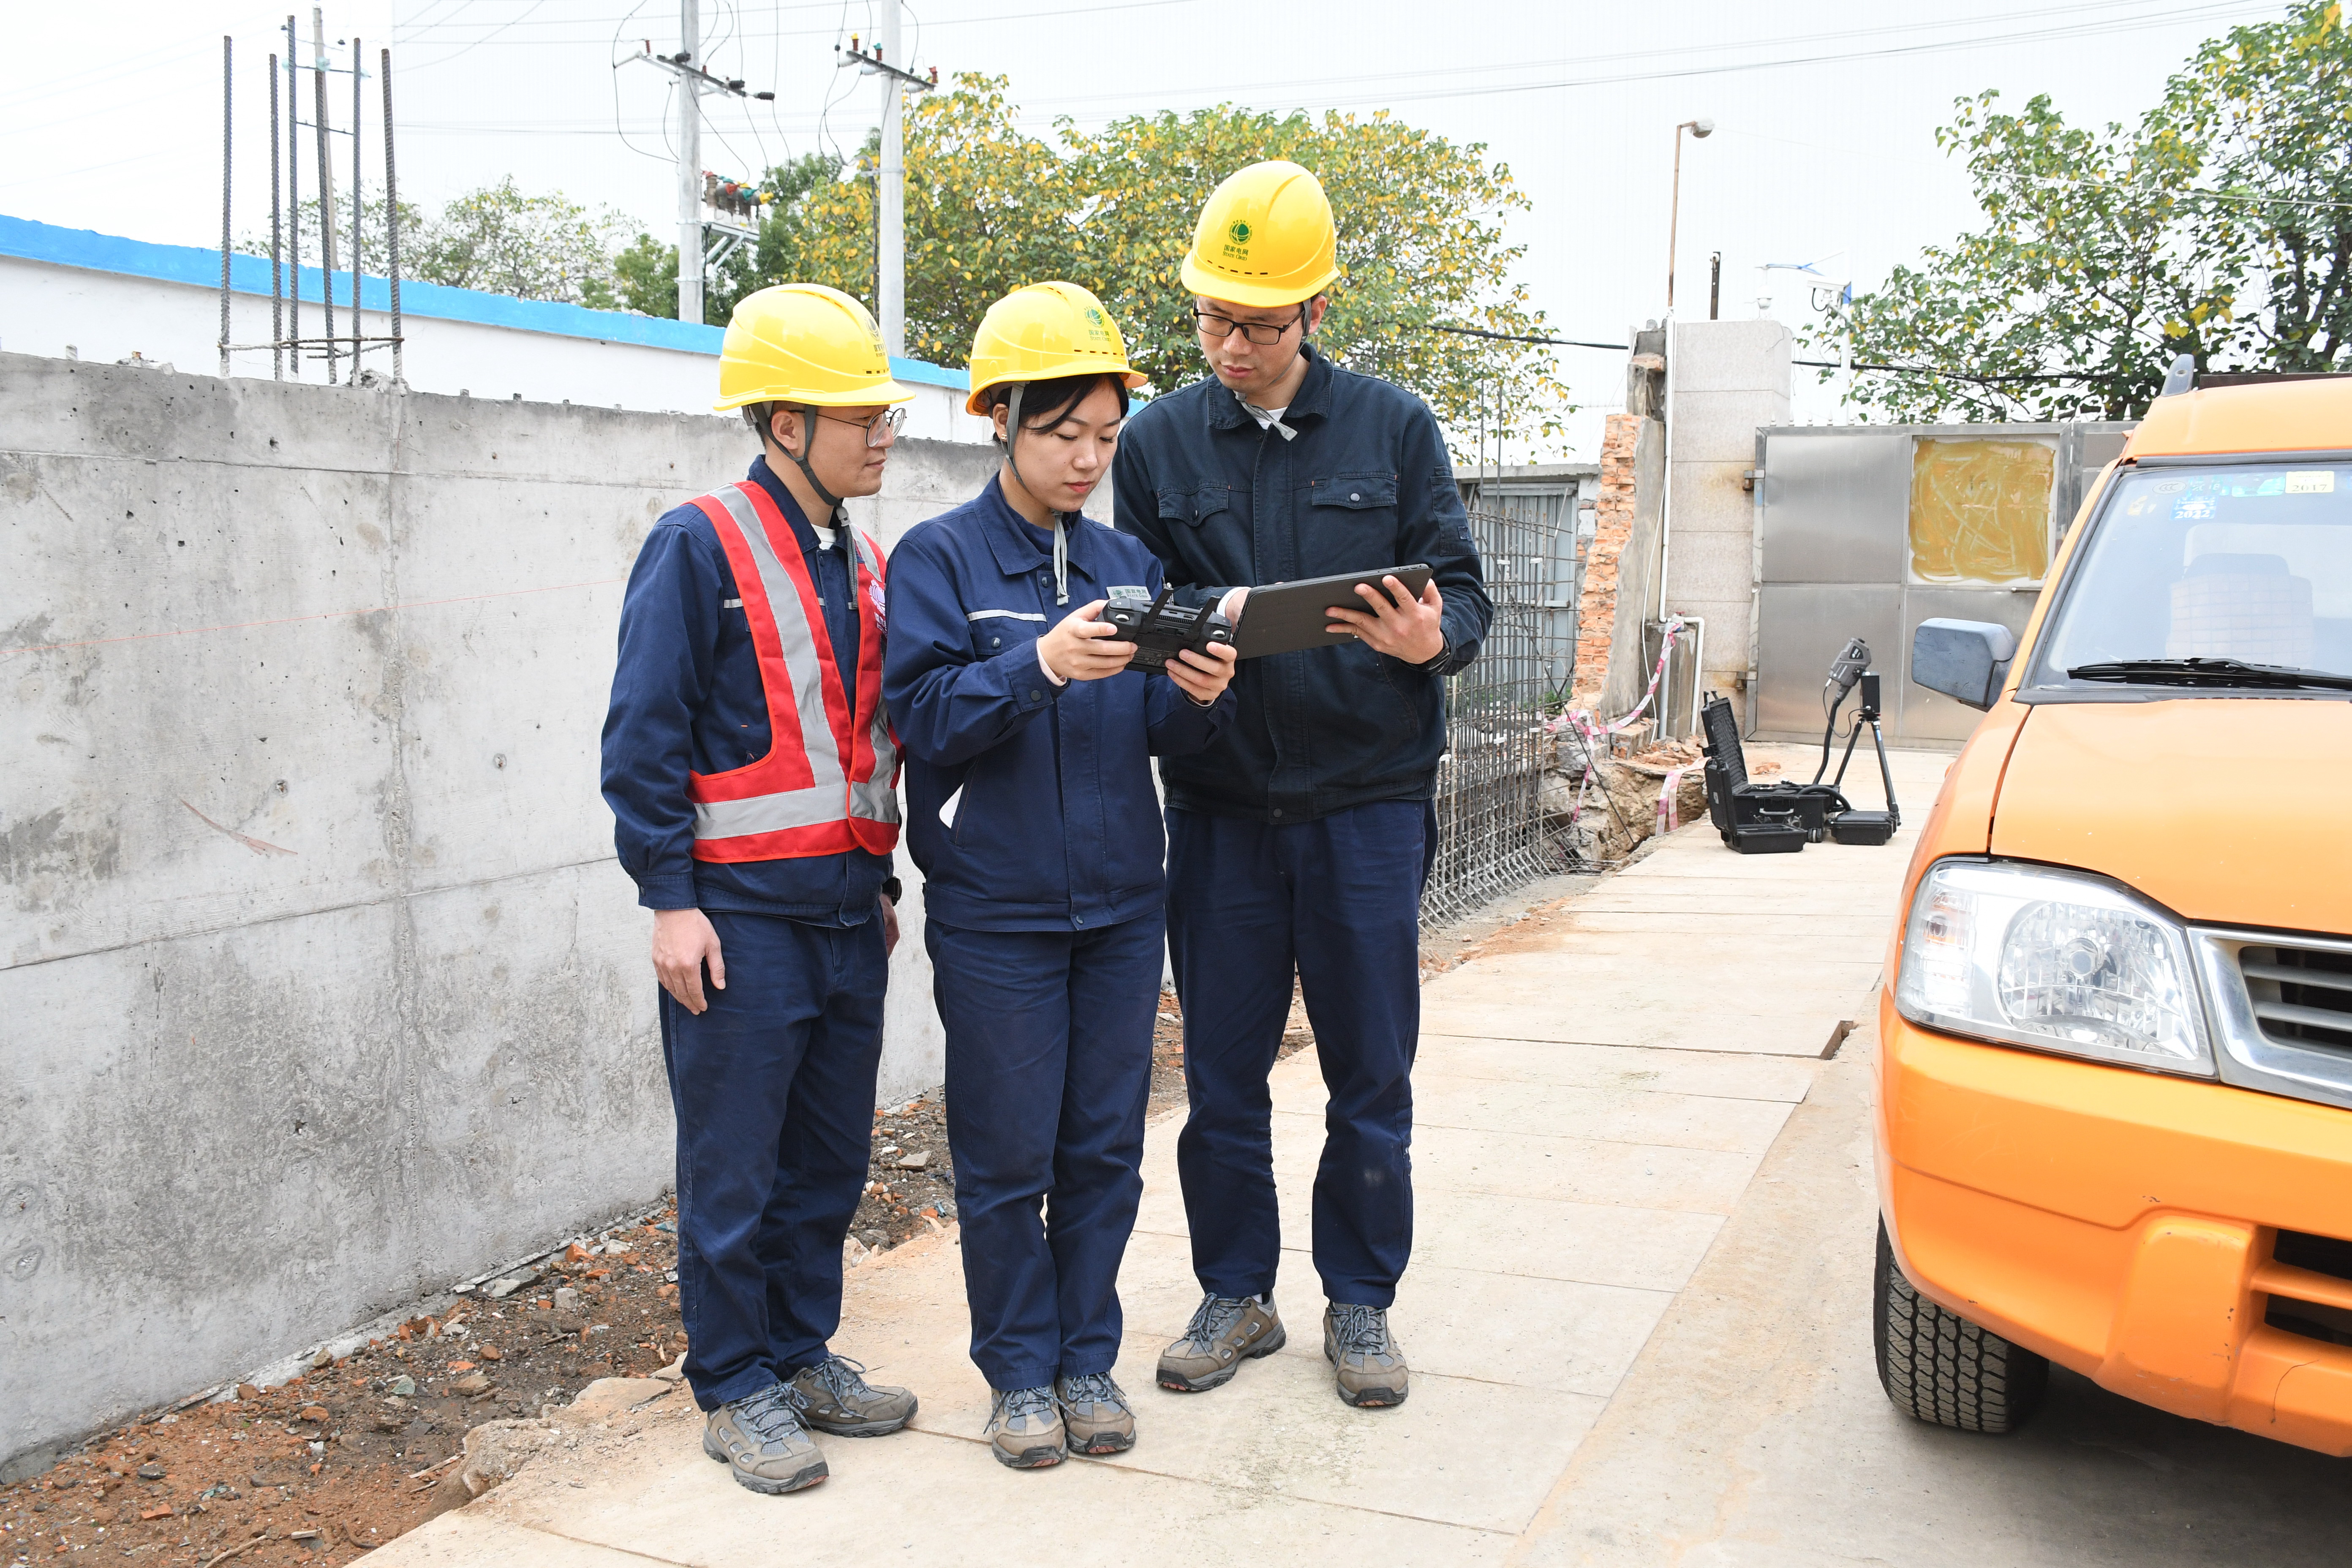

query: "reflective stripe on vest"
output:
684 482 900 861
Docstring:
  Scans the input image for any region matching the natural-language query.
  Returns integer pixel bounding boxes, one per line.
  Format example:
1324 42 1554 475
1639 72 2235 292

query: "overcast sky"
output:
2 0 2291 455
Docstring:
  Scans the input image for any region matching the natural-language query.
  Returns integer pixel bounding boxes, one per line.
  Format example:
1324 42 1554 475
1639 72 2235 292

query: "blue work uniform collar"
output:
977 472 1098 587
1204 340 1334 434
747 454 829 558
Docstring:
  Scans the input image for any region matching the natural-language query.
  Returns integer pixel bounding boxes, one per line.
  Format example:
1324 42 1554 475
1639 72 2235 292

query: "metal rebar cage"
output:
1422 497 1579 924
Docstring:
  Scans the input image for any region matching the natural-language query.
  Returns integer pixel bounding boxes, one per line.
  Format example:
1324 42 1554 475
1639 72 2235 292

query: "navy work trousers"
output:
660 910 886 1411
1167 800 1435 1309
929 912 1161 1391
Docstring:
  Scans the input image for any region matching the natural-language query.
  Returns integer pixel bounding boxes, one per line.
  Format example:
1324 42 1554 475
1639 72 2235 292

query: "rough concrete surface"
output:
0 355 999 1473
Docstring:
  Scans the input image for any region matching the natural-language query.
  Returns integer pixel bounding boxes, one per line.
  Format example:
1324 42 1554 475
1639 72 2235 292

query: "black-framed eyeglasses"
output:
816 406 908 447
1195 306 1307 346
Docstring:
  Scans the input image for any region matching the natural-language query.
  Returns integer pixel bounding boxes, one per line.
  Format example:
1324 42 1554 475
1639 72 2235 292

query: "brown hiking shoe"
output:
1156 1293 1286 1392
984 1386 1066 1469
784 1356 917 1437
702 1385 828 1494
1324 1303 1409 1407
1055 1372 1136 1455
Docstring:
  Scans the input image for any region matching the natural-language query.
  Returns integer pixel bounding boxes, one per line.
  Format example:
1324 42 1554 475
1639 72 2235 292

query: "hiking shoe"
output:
702 1384 828 1494
1055 1372 1136 1456
785 1355 917 1437
1324 1303 1410 1407
984 1386 1065 1469
1156 1293 1286 1392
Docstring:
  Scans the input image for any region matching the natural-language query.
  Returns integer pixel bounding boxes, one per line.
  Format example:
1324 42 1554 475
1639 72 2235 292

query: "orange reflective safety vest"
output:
682 481 901 862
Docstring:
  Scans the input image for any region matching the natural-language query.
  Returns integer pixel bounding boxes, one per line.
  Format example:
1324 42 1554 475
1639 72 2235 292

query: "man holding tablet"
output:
1113 159 1490 1410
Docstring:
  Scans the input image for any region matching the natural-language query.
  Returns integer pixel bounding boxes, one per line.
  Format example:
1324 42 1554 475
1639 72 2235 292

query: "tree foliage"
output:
1822 1 2351 420
708 77 1568 452
415 177 633 304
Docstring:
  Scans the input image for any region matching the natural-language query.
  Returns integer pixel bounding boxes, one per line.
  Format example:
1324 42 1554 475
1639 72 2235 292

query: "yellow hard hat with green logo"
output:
963 281 1146 414
1180 160 1340 309
713 283 914 411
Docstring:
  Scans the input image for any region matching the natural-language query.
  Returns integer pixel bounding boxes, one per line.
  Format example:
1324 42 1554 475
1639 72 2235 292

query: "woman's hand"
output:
1037 600 1136 683
1166 639 1239 707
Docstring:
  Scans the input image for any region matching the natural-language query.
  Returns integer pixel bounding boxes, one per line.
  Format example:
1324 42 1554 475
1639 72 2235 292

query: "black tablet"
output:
1231 565 1434 659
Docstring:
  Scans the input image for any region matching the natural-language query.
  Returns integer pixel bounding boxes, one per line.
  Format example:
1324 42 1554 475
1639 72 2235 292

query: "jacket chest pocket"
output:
966 607 1048 657
1157 484 1240 529
1304 471 1402 568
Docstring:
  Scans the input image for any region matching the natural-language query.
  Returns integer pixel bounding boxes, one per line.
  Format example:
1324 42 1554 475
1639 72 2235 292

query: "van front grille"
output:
2264 1230 2352 1348
2275 1228 2352 1283
2237 942 2352 1055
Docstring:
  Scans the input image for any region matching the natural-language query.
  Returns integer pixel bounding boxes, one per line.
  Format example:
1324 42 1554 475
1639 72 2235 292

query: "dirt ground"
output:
1 1219 690 1565
5 887 1571 1564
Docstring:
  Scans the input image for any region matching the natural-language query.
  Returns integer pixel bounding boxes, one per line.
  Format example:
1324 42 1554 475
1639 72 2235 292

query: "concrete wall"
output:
1663 320 1791 707
0 353 1003 1473
0 252 993 445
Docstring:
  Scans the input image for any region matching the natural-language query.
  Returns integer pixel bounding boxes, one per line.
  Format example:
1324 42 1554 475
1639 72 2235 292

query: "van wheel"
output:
1874 1219 2047 1433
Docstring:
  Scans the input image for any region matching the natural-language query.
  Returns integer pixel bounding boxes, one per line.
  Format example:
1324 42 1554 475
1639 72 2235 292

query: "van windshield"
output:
2028 460 2352 691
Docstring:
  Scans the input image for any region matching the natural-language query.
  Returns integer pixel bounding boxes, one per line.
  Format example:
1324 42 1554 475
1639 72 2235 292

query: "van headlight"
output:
1894 860 2215 1075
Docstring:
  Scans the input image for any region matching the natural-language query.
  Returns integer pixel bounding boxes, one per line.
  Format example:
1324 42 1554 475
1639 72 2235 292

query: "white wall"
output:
0 254 994 444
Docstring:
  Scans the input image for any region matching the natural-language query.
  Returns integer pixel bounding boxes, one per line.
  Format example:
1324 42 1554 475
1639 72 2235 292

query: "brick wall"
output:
1573 411 1644 707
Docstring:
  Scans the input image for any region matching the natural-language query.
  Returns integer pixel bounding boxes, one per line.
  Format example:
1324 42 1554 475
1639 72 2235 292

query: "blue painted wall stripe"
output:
0 213 968 392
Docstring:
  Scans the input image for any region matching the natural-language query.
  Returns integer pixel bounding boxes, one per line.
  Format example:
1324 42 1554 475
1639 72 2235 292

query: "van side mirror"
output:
1912 619 2018 711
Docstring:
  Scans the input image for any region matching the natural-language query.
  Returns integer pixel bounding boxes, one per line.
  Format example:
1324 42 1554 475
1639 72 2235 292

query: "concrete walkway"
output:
376 743 2210 1566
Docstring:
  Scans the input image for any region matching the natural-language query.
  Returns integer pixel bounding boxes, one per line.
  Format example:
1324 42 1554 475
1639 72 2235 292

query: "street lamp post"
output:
1666 117 1713 313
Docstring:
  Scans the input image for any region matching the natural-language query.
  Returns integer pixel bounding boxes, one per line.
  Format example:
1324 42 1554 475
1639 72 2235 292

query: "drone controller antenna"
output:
1138 585 1175 631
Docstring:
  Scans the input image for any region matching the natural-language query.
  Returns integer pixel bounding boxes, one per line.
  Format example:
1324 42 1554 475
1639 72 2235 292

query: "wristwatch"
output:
1416 634 1454 671
880 876 904 903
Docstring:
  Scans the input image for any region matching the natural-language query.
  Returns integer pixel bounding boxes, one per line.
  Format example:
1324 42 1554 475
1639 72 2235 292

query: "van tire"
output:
1874 1218 2047 1434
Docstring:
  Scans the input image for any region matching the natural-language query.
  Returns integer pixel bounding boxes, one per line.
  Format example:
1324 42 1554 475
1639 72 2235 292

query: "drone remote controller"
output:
1104 587 1233 675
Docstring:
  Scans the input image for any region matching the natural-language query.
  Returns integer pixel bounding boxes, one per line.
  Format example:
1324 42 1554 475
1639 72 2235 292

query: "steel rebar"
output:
285 16 301 378
270 51 283 380
350 36 362 377
219 36 232 378
312 8 338 384
381 46 403 384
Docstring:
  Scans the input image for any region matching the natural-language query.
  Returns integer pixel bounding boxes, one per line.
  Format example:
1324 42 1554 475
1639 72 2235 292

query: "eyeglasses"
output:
816 406 908 447
1195 307 1307 346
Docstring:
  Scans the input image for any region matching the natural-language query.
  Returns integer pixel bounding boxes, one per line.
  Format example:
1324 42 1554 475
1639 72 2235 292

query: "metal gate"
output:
1748 421 2134 744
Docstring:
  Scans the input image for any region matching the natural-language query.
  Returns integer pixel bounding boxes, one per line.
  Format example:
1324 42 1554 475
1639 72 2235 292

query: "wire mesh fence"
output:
1423 497 1582 925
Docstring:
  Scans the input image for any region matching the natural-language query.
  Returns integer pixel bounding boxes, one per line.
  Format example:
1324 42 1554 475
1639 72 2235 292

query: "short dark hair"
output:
986 373 1130 436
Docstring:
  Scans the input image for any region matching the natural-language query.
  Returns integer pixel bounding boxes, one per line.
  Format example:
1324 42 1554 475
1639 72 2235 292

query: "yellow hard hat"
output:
963 281 1146 415
1179 160 1340 309
713 283 914 411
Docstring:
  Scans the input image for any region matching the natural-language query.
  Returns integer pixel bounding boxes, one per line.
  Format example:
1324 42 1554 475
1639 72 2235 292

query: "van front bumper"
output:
1876 992 2352 1456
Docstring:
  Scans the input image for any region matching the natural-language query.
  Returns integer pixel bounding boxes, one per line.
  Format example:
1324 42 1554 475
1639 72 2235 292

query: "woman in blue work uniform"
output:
883 283 1239 1471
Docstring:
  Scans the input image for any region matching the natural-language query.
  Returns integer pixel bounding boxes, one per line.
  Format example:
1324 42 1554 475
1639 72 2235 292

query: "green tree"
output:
411 177 631 304
1821 0 2348 421
238 194 428 273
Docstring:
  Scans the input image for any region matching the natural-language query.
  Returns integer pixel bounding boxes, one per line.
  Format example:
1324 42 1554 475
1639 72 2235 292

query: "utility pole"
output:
622 5 770 324
675 0 702 325
838 24 934 354
877 1 903 356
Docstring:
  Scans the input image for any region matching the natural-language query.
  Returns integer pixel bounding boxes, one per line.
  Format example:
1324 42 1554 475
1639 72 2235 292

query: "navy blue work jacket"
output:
883 477 1233 933
601 454 890 924
1113 344 1492 824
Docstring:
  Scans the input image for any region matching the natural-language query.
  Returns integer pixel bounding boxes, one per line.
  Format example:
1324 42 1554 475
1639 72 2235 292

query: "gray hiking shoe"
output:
1055 1371 1136 1456
785 1355 917 1437
702 1384 828 1494
984 1385 1066 1469
1156 1293 1286 1392
1324 1303 1410 1407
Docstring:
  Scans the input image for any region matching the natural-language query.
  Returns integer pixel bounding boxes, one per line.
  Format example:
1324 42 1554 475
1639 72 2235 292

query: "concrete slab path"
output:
370 743 2343 1564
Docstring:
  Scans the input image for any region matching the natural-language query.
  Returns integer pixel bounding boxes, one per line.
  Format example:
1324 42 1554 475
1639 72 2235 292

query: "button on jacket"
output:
1112 344 1492 824
883 479 1234 932
602 455 890 924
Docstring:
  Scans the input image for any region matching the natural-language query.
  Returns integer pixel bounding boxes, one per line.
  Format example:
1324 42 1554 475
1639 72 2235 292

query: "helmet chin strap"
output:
1000 382 1070 606
777 404 844 524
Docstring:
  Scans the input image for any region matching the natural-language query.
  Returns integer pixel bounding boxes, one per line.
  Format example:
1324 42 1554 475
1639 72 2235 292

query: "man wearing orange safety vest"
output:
601 284 919 1497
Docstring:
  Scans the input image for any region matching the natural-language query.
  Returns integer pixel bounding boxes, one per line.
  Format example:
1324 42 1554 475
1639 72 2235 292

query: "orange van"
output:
1873 370 2352 1454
